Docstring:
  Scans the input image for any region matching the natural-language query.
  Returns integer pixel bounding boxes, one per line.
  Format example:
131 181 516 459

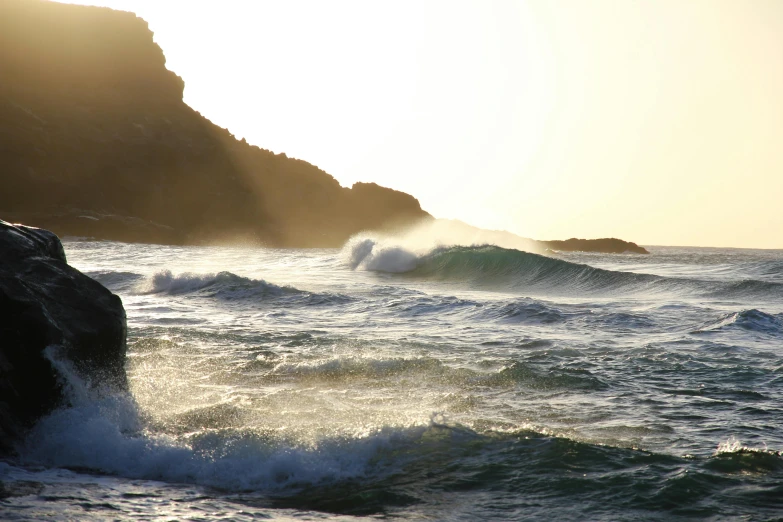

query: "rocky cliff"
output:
0 0 430 246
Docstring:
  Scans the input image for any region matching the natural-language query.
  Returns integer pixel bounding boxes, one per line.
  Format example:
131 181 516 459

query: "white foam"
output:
21 348 431 492
138 270 219 294
134 270 295 299
340 219 547 274
343 237 420 273
20 382 414 492
714 436 775 455
43 345 92 406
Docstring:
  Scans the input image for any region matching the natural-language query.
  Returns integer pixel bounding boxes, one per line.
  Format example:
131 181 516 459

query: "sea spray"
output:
344 237 420 272
23 348 406 492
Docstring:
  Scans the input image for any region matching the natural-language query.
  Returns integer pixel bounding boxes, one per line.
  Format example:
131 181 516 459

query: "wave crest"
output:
345 237 419 273
692 309 783 335
344 239 657 294
136 270 300 299
707 437 783 473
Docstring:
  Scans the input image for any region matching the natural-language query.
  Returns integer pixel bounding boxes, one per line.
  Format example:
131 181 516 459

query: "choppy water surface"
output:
3 238 783 520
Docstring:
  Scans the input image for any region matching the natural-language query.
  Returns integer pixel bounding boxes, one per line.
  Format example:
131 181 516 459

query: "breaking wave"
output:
692 309 783 335
137 270 301 298
344 239 783 298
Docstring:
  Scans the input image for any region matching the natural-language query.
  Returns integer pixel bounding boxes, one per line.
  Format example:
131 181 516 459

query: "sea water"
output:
2 237 782 520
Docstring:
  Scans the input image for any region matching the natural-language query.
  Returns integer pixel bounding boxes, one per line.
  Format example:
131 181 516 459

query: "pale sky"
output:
58 0 783 248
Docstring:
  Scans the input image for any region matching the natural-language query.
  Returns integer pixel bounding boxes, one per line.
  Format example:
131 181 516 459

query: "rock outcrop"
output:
542 238 649 254
0 0 430 247
0 220 127 455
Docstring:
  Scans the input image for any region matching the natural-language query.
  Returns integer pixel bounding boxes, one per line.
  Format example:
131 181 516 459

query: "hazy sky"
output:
59 0 783 248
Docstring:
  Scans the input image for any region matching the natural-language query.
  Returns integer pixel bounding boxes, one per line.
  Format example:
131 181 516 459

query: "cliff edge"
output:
0 0 430 246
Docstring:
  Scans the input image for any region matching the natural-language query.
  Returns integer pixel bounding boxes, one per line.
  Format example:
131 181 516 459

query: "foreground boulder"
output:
0 220 127 455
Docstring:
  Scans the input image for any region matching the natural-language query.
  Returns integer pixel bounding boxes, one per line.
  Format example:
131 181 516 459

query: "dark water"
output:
2 239 782 520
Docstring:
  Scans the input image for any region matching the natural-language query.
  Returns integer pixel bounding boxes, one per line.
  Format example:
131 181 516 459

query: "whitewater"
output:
2 236 783 520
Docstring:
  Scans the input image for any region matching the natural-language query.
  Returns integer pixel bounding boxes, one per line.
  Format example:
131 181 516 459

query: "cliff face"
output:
0 0 430 246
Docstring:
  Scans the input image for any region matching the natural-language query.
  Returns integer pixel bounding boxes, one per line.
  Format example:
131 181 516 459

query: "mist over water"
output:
3 236 783 520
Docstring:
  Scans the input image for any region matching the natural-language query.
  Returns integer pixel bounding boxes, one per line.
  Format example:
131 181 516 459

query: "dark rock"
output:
542 238 649 254
0 220 127 455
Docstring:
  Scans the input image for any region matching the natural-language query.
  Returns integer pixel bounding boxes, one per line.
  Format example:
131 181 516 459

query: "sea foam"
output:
136 270 300 299
19 358 409 493
344 237 420 273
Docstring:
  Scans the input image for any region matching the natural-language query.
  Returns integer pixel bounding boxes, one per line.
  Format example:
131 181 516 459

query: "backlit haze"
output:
57 0 783 249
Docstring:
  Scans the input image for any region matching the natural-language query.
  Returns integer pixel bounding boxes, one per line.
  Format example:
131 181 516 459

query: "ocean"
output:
2 236 783 520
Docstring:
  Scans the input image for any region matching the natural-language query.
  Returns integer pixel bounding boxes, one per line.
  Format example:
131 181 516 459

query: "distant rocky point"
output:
0 0 646 254
543 237 649 255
